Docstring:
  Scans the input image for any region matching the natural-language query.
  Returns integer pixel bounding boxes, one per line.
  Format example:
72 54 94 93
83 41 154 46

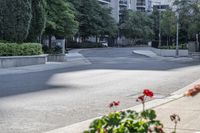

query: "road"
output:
0 48 200 133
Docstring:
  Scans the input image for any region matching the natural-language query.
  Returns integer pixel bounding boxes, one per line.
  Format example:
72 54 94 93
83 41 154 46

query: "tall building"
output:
98 0 163 22
150 0 174 11
98 0 136 22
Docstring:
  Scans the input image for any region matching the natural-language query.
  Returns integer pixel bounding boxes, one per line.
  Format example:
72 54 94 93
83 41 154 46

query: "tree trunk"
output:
49 35 52 49
167 36 169 47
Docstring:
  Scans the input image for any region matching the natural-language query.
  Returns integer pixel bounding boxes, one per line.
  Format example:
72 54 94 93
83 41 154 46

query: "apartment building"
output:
150 0 174 11
98 0 136 22
98 0 160 22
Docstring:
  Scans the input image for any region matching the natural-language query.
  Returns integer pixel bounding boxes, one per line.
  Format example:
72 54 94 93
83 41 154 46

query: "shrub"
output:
0 43 43 56
84 110 164 133
158 44 187 50
67 41 103 48
42 45 62 54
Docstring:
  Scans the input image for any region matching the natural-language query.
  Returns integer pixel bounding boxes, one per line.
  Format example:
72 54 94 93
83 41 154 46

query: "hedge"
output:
0 43 43 56
67 41 103 48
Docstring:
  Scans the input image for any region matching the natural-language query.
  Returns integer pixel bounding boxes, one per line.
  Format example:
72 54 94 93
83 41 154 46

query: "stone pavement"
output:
46 79 200 133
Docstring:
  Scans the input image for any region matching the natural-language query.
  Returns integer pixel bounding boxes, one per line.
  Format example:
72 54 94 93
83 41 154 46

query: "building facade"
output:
98 0 164 22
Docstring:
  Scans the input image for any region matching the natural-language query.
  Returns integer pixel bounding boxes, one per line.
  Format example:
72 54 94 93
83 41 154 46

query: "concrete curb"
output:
45 79 200 133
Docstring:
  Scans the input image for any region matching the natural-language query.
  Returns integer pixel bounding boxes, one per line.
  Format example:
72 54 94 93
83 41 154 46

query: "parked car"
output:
100 41 108 47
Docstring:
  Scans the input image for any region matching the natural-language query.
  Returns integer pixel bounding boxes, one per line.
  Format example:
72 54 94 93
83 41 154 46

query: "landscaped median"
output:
0 42 47 68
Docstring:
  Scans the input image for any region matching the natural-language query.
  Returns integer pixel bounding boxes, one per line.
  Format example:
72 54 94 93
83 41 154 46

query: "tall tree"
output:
173 0 195 42
0 0 32 43
68 0 117 41
26 0 46 42
120 11 154 44
151 8 160 46
45 0 78 44
160 9 176 46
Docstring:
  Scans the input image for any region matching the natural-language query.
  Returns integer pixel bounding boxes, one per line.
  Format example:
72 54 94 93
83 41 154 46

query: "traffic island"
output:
0 55 47 68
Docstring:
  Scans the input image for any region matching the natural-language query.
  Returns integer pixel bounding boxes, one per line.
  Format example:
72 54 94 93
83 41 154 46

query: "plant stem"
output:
174 122 177 133
142 102 145 112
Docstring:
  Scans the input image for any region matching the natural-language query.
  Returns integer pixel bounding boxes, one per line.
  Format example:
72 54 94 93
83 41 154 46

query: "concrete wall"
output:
47 54 65 62
191 52 200 61
0 55 47 68
151 48 189 57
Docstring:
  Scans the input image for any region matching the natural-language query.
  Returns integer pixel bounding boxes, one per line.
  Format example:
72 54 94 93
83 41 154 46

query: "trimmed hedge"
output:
0 43 43 56
67 41 103 48
158 44 188 50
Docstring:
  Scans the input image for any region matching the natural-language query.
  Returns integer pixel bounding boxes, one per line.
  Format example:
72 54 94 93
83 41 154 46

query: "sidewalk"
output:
0 50 91 75
133 49 194 62
46 79 200 133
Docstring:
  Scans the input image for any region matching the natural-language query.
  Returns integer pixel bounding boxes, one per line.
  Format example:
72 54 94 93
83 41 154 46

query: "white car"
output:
100 41 108 47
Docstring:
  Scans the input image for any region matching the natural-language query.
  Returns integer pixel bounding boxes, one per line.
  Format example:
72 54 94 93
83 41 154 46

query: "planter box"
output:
0 55 47 68
47 54 66 62
151 48 189 57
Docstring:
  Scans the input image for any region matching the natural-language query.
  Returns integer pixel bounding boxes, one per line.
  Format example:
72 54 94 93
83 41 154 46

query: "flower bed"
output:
84 89 181 133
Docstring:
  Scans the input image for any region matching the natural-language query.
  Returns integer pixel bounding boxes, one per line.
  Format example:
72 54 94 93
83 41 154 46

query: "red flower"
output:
143 89 154 97
136 95 145 102
109 103 114 108
113 101 120 106
109 101 120 108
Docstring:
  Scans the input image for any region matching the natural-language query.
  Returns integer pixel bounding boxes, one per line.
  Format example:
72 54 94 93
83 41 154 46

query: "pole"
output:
176 13 179 57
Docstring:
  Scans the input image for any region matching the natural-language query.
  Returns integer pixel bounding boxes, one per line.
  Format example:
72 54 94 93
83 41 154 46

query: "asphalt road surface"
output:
0 48 200 133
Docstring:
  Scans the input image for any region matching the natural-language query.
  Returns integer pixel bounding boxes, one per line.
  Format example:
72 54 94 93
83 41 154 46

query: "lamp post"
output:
176 12 179 57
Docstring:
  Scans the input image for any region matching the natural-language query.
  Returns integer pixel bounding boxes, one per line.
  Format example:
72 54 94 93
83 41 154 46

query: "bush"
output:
0 43 43 56
158 44 188 50
42 45 62 54
84 110 164 133
67 41 103 48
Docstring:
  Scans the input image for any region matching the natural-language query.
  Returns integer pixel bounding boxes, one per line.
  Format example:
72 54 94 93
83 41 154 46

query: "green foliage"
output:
26 0 46 42
173 0 200 41
158 44 187 49
0 0 32 43
151 8 160 41
42 45 62 54
0 43 43 56
69 0 117 39
120 11 154 43
84 110 164 133
161 9 176 39
45 0 78 38
67 41 103 48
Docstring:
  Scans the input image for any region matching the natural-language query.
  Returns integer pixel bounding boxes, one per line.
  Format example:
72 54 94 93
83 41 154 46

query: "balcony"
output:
119 0 128 7
136 0 146 7
98 0 111 5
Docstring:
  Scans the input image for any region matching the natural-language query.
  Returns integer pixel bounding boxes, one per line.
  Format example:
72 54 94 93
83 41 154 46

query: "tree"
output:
45 0 78 44
187 1 200 40
173 0 196 42
120 11 154 45
0 0 32 43
160 9 176 46
151 8 160 47
69 0 117 41
99 7 118 38
26 0 46 42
